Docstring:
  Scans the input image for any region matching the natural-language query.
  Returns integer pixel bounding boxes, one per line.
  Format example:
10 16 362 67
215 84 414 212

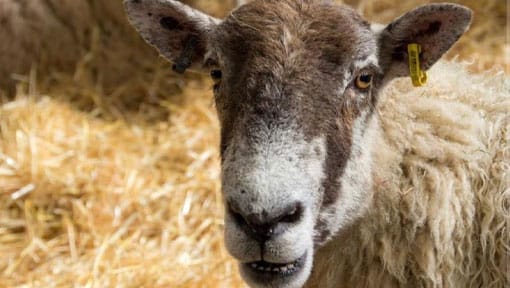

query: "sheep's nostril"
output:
278 202 303 224
231 210 248 227
227 201 303 243
227 201 247 227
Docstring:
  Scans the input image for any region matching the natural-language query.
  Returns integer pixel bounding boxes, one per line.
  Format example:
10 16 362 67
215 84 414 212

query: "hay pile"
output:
0 77 243 287
0 0 507 287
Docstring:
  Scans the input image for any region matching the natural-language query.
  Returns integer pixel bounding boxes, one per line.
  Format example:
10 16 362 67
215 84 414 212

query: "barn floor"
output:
0 0 507 287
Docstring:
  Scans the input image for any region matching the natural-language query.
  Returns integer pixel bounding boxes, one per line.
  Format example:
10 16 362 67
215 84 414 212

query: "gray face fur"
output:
124 1 472 287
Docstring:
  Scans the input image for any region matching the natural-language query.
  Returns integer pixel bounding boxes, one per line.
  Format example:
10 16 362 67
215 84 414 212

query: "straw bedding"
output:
1 79 242 287
0 0 507 287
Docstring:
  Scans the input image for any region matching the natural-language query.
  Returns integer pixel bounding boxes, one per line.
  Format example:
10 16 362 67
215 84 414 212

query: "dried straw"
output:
0 0 507 287
1 73 244 287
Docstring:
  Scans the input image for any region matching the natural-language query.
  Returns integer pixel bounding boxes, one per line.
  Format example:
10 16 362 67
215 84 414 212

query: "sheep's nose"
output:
227 201 303 243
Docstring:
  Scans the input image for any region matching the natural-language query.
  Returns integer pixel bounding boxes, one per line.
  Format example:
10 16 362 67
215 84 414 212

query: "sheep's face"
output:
213 3 380 287
125 1 471 287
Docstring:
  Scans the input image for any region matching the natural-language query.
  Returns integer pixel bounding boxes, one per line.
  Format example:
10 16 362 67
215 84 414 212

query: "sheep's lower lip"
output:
242 253 306 278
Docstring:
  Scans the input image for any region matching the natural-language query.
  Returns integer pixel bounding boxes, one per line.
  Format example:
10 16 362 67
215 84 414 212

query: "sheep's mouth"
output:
242 253 306 278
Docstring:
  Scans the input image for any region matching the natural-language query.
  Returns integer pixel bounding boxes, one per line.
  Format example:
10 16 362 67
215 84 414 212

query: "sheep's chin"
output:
239 249 313 288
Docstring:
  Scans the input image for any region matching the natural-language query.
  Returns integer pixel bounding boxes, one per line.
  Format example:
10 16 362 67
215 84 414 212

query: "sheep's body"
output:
0 0 226 95
307 61 509 287
0 0 137 93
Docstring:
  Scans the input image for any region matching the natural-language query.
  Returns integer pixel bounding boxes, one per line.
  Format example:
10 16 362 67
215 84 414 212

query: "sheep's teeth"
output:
249 260 300 273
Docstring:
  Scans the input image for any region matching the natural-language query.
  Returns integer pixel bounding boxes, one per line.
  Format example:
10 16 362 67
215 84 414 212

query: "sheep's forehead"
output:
214 0 376 74
212 0 379 156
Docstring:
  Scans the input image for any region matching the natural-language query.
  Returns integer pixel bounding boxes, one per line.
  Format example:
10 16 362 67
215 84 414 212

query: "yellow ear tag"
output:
407 43 427 87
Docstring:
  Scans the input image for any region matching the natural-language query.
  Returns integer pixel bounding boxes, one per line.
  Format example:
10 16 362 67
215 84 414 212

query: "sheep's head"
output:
125 1 472 287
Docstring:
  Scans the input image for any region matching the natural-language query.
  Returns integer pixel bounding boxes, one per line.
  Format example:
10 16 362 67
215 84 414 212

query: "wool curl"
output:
308 60 509 288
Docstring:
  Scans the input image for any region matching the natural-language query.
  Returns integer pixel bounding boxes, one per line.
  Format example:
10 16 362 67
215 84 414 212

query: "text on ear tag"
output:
408 43 427 87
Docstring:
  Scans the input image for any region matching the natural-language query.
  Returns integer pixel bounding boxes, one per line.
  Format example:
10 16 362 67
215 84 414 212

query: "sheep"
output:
0 0 224 95
0 0 136 94
124 0 509 287
306 59 509 287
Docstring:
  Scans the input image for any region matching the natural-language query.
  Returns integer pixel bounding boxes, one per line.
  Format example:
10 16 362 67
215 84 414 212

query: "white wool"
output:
306 61 509 288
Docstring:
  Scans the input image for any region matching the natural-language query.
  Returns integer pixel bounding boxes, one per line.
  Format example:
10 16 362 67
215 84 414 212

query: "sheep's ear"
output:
124 0 220 73
378 3 472 80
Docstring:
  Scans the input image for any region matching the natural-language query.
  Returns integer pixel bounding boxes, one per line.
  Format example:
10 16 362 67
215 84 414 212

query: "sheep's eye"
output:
355 73 372 90
211 69 222 93
210 69 222 81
